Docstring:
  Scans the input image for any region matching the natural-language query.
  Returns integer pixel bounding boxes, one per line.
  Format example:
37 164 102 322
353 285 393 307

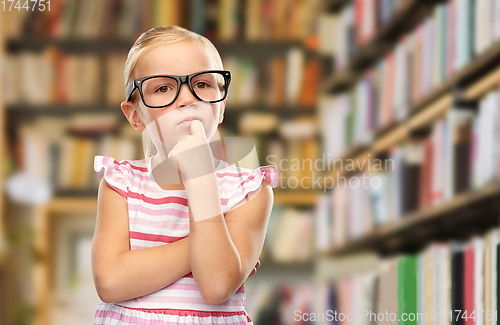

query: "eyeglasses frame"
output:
126 70 232 109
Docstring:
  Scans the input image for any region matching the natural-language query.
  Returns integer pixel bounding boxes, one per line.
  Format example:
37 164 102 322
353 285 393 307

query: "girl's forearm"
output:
185 173 244 304
97 236 191 303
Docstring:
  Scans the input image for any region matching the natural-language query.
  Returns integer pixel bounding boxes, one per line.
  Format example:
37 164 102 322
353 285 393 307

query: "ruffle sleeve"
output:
94 155 130 202
224 165 279 213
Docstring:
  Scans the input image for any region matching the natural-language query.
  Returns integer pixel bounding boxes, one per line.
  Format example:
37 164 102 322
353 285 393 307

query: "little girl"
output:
92 25 279 324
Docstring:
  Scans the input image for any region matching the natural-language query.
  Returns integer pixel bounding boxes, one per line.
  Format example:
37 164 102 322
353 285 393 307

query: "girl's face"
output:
125 41 226 154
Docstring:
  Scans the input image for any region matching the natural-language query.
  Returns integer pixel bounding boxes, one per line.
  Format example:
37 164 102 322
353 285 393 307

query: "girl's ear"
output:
121 101 146 131
218 98 227 124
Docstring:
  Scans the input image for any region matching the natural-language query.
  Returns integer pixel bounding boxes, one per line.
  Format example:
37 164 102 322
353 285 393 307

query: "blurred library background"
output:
2 0 500 324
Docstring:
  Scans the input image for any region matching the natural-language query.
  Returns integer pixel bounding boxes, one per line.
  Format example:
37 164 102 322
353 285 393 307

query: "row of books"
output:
323 0 500 144
3 0 183 40
263 134 320 189
264 205 315 263
332 0 406 69
334 0 500 71
13 116 141 196
223 49 322 108
197 0 319 42
3 46 321 109
334 229 500 325
3 0 318 43
3 48 127 106
318 85 500 246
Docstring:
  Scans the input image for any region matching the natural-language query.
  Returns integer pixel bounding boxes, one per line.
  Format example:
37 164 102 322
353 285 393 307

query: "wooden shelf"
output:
273 190 319 206
320 181 500 257
42 197 98 213
323 0 350 12
6 37 309 57
6 104 316 116
325 0 432 92
257 258 315 274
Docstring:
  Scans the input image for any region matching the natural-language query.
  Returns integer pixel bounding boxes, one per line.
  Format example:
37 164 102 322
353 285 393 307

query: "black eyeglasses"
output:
126 70 231 110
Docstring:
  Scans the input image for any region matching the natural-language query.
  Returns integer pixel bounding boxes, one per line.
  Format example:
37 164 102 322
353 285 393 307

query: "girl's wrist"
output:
185 172 223 222
175 143 216 182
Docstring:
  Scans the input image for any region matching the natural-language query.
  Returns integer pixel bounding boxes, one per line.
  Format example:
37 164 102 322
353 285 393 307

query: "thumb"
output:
190 119 205 136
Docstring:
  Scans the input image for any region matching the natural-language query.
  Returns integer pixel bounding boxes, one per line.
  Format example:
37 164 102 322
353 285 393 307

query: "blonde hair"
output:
124 25 225 158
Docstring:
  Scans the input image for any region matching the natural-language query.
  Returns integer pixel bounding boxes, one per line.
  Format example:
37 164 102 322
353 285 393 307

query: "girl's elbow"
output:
199 277 241 305
200 287 232 305
94 273 120 304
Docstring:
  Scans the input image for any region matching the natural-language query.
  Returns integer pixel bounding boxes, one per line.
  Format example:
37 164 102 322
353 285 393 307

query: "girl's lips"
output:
177 118 200 127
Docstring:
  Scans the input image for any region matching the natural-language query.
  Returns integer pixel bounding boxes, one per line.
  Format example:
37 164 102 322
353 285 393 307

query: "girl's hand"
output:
239 259 261 289
247 259 261 278
168 119 215 182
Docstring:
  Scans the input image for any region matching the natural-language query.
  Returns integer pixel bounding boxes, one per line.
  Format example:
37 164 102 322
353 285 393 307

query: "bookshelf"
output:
324 0 436 92
320 0 500 246
317 60 500 255
31 197 97 325
321 181 500 257
324 59 500 187
316 0 500 321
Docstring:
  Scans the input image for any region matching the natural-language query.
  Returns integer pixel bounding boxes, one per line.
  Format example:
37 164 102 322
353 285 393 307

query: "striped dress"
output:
93 155 279 325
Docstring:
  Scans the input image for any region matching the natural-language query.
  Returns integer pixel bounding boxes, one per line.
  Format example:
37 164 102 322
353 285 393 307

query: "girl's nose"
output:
176 83 198 108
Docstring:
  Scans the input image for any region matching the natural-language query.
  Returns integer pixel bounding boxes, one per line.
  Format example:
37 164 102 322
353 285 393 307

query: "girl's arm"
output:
92 179 192 303
186 174 273 305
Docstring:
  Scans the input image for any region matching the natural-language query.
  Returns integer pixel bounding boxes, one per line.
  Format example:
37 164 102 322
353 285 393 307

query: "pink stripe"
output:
131 245 149 250
130 215 189 230
216 171 251 178
128 178 163 193
105 181 128 200
128 202 189 218
159 283 246 293
126 294 244 306
95 308 250 325
128 191 188 205
218 178 248 186
113 159 148 173
163 282 199 291
112 305 248 317
129 169 152 180
129 231 185 244
238 175 257 186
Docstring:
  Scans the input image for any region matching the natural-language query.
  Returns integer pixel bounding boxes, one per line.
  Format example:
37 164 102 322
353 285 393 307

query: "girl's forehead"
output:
135 42 216 78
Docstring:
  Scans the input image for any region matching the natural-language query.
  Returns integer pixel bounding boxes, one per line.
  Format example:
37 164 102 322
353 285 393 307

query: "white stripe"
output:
129 224 189 237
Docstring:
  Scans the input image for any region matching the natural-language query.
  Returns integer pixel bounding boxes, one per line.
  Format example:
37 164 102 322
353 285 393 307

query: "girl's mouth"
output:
177 117 201 127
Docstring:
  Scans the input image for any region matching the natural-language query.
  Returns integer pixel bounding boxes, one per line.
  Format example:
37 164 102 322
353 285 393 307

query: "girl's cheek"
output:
145 115 178 148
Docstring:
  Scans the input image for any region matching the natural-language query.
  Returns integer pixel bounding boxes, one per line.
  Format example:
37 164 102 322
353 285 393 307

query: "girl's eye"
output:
156 86 170 93
195 82 208 89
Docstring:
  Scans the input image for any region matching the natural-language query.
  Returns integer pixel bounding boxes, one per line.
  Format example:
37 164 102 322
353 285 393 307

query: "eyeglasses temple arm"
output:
126 82 135 102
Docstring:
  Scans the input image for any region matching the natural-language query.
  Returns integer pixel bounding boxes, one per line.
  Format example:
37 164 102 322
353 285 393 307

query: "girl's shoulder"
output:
94 155 149 178
94 155 149 201
216 161 279 213
216 161 279 188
